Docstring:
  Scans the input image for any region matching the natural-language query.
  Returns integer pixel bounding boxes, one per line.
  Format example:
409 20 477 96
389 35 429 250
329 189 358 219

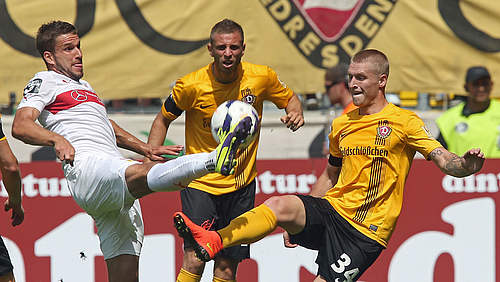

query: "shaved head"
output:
351 49 389 77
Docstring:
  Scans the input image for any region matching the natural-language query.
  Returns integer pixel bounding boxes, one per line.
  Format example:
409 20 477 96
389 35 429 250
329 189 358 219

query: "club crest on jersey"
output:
259 0 397 68
241 88 256 105
71 90 88 102
376 125 392 139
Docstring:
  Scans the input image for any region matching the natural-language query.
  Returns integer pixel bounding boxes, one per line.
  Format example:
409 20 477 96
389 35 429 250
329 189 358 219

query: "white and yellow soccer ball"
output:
210 100 259 146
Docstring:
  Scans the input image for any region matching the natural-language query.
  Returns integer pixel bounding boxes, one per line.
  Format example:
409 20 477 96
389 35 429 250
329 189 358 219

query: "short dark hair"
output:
351 49 389 77
36 21 77 58
210 19 244 44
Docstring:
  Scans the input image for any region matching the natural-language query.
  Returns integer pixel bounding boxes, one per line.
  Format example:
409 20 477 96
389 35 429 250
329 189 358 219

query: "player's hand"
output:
4 198 24 227
147 145 184 161
54 136 75 166
462 148 485 174
280 111 304 132
283 231 298 248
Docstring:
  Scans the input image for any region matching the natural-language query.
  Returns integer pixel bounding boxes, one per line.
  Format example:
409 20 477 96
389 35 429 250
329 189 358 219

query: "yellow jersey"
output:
327 103 442 247
162 62 293 195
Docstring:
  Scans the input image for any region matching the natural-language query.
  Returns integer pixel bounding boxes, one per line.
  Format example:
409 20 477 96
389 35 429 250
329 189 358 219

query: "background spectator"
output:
436 66 500 157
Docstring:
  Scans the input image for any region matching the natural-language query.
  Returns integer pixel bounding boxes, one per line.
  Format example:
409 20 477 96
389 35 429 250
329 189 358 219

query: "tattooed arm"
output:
429 147 485 177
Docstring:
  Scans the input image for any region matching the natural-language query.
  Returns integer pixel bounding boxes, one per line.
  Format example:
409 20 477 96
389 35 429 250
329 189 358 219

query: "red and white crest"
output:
377 125 392 139
296 0 363 41
260 0 397 68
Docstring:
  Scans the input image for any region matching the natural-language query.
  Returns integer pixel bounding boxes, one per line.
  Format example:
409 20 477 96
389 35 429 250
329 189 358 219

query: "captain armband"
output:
161 95 183 119
328 155 342 167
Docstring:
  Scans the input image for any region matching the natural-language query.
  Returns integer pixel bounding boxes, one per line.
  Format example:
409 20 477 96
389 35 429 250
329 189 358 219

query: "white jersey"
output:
19 71 121 159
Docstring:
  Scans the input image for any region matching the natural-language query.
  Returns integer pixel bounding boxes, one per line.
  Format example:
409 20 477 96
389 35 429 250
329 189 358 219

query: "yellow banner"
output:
1 0 499 104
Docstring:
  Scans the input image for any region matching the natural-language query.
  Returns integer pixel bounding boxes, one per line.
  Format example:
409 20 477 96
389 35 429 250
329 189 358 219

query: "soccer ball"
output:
211 100 259 146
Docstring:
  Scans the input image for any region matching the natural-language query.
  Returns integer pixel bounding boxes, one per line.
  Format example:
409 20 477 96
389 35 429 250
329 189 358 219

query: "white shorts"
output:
64 154 144 260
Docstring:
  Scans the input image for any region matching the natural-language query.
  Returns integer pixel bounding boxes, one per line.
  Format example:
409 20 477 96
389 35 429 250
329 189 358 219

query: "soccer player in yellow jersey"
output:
172 49 485 281
148 19 304 282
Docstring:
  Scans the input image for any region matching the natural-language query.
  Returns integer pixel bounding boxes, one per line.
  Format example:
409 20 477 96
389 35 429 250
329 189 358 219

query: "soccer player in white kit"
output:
11 21 252 282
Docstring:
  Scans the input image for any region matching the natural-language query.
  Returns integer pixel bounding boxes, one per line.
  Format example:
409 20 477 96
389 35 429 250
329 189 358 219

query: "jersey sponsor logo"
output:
23 78 43 99
200 104 212 109
241 88 256 105
71 90 88 102
260 0 396 68
45 89 105 114
340 146 388 157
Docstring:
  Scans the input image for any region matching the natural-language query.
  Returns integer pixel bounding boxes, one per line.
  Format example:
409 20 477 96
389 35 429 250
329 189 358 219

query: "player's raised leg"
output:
125 115 253 198
173 195 306 262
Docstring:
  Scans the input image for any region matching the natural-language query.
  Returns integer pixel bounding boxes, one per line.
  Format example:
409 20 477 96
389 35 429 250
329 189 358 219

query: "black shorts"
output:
290 195 383 282
0 237 13 276
181 180 256 261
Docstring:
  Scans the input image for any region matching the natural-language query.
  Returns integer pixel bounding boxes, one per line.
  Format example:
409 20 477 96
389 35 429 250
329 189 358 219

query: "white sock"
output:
146 151 216 192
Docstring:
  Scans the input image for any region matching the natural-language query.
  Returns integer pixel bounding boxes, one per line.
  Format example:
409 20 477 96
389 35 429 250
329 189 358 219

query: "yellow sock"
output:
177 268 201 282
213 277 236 282
218 204 277 248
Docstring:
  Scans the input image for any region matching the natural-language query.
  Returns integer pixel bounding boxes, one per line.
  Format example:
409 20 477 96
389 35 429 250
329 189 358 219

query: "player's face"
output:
47 33 83 81
466 78 492 104
208 31 245 76
348 61 386 108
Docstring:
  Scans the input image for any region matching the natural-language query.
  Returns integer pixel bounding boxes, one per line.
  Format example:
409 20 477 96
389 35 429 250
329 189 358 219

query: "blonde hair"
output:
351 49 389 77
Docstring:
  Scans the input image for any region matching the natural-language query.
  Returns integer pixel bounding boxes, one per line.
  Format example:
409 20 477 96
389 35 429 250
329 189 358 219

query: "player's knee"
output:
264 196 298 222
125 163 154 198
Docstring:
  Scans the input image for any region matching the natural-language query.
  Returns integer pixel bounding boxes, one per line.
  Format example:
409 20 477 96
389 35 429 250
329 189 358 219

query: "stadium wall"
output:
0 159 498 281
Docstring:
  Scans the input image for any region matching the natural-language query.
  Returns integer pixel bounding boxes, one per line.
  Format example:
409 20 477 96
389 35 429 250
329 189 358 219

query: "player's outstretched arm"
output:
281 94 305 132
429 147 484 177
110 119 182 161
148 112 172 146
12 107 74 165
0 140 24 226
